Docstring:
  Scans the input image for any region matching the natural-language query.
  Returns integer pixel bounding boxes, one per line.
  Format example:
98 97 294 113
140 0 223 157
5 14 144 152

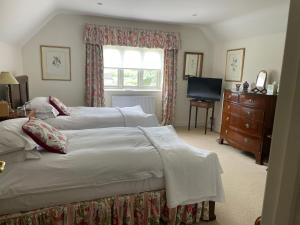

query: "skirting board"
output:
174 121 221 132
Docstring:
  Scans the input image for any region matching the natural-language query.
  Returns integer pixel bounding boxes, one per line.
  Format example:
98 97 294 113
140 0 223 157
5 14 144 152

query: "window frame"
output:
103 46 163 90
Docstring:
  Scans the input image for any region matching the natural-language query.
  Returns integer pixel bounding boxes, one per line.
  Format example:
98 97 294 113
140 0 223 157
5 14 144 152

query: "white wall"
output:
22 14 214 125
211 32 286 131
0 41 23 74
22 13 287 129
0 41 23 98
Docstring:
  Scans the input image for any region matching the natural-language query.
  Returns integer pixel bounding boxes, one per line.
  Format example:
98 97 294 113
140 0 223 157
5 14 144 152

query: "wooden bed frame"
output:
8 75 29 109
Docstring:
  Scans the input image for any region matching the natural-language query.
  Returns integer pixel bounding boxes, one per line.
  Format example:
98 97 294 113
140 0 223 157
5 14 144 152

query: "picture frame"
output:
40 45 71 81
225 48 245 82
183 52 204 80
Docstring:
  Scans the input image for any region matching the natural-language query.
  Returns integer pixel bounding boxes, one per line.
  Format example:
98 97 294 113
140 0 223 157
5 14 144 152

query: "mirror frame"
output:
255 70 267 89
183 52 204 80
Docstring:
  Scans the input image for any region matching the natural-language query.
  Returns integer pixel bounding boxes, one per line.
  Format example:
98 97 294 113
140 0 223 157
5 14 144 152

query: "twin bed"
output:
0 76 224 225
32 104 159 130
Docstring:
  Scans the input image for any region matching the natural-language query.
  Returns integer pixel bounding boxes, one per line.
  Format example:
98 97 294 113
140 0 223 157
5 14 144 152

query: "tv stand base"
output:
188 99 215 134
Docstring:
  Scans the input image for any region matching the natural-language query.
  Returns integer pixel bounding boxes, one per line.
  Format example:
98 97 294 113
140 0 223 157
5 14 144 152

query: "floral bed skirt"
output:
0 190 216 225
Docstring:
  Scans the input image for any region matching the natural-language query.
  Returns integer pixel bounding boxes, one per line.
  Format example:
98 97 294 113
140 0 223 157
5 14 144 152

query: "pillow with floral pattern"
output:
49 96 70 116
22 118 68 154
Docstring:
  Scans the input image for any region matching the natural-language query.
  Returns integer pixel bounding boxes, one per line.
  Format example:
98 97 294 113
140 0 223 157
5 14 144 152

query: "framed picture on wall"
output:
183 52 204 80
40 45 71 81
225 48 245 82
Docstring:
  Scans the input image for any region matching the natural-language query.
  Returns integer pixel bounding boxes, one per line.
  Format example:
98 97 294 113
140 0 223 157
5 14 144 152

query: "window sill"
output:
105 89 162 92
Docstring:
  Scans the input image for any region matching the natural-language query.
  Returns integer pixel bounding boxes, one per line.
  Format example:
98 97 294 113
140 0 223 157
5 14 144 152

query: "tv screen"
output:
187 77 222 101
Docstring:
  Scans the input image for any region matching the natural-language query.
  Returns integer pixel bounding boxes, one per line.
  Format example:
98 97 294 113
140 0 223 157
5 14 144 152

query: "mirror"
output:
183 52 204 80
256 70 267 88
252 70 267 93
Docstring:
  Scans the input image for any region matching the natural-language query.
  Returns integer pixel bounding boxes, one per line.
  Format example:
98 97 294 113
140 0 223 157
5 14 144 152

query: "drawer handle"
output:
225 130 228 134
247 111 251 115
226 117 229 121
244 138 248 143
245 123 250 128
228 94 232 99
227 105 230 110
249 99 254 103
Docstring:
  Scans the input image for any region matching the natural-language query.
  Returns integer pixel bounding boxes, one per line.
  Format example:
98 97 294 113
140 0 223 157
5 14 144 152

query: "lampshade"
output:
0 72 19 85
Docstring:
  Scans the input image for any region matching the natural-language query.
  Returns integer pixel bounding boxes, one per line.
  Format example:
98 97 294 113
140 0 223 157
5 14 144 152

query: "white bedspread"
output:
0 128 162 202
0 126 224 214
44 106 159 130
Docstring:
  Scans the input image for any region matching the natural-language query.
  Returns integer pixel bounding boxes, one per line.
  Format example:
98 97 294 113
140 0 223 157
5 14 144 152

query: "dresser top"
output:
224 89 277 97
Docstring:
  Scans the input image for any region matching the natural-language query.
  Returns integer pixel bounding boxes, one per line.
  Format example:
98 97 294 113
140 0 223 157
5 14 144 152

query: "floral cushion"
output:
22 118 68 154
49 96 70 116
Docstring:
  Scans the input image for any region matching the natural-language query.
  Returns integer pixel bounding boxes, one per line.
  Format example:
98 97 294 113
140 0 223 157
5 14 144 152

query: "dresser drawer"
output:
221 112 230 127
239 106 264 122
223 101 240 114
224 91 239 102
239 94 265 108
223 129 261 153
229 115 263 137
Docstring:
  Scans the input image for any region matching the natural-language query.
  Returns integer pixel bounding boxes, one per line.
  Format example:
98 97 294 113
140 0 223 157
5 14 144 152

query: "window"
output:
103 46 163 90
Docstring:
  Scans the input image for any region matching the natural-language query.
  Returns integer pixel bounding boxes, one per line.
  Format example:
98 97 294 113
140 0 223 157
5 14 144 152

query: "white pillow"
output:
0 118 37 155
35 111 59 120
0 149 41 164
121 105 146 114
28 97 51 111
27 97 49 108
28 97 59 117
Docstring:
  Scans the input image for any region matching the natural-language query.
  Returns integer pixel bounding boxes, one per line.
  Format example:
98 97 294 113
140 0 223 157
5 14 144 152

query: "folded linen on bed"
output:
44 106 159 130
139 126 224 208
117 107 159 127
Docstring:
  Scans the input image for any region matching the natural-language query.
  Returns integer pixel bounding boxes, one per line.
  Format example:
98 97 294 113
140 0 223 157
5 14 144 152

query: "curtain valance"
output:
84 24 181 50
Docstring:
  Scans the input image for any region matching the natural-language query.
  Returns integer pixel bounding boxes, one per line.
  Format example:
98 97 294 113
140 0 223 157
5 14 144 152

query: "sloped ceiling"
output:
203 2 290 42
0 0 290 45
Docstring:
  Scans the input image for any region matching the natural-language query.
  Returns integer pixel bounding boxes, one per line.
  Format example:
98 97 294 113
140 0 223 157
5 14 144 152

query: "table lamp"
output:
0 72 19 110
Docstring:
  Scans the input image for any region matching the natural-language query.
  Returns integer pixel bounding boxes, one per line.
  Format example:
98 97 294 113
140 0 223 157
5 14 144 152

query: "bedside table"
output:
0 110 34 122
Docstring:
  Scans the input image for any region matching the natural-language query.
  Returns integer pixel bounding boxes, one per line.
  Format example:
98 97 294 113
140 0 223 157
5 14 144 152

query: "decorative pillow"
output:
22 118 68 154
49 96 70 116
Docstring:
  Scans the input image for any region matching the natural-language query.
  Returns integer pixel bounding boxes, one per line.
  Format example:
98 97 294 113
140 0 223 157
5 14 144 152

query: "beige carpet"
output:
175 127 267 225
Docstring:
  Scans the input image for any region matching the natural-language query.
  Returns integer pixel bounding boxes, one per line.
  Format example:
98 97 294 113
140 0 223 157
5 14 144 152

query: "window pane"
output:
143 70 159 87
104 48 122 68
104 68 118 86
124 69 138 86
143 51 162 69
123 50 142 68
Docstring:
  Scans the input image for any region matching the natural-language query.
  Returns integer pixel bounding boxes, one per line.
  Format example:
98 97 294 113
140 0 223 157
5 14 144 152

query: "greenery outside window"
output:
103 46 163 90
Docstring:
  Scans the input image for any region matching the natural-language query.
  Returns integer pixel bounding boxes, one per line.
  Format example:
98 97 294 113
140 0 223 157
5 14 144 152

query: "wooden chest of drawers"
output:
219 90 277 164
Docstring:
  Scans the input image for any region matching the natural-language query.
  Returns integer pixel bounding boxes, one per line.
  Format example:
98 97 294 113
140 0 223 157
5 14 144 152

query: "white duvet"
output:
44 106 159 130
0 126 224 212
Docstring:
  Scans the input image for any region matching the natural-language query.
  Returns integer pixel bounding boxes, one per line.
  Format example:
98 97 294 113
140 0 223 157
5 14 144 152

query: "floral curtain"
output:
85 43 105 107
0 190 215 225
84 24 180 49
84 24 180 123
162 49 178 125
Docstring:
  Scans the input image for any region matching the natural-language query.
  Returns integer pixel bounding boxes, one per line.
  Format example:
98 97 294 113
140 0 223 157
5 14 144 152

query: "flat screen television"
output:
187 77 222 101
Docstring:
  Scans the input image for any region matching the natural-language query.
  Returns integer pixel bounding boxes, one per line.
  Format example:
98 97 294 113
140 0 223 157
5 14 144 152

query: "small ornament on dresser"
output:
243 81 249 92
235 83 241 91
267 81 278 95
